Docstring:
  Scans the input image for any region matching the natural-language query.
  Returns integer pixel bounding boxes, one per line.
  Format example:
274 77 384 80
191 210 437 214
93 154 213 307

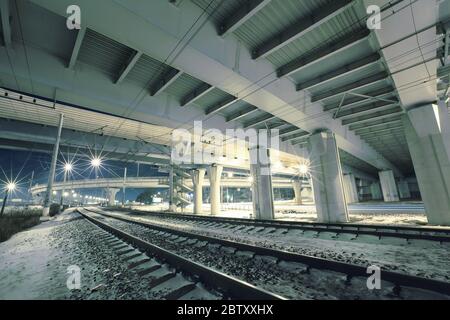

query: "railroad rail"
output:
111 207 450 243
78 208 285 300
86 208 450 298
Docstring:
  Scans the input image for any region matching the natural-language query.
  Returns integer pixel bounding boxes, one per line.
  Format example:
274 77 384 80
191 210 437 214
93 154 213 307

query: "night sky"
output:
0 148 167 201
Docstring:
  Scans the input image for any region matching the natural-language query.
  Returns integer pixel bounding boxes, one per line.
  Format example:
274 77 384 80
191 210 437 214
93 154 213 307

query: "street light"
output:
91 157 102 168
1 182 16 215
298 164 309 175
64 162 73 172
61 162 74 207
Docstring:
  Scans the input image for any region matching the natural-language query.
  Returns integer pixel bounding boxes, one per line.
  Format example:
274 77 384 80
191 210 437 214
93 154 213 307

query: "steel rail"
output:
88 208 450 297
78 209 286 300
110 208 450 243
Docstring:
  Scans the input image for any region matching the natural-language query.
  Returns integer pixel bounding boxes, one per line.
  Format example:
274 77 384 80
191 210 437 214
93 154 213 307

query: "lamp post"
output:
61 162 73 207
1 183 16 216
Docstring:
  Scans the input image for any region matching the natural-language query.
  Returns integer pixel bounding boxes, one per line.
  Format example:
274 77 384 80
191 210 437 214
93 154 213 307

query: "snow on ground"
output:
0 209 173 299
102 209 450 282
130 201 430 226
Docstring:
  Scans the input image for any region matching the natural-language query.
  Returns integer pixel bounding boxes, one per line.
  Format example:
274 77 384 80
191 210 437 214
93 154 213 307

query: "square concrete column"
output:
398 180 411 199
343 173 359 204
192 169 205 214
378 170 399 202
249 145 275 220
370 181 383 200
207 164 223 215
308 131 348 223
292 179 303 205
403 102 450 225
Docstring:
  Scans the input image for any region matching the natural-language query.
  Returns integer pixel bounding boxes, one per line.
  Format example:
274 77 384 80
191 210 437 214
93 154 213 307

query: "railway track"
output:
82 208 450 300
113 208 450 244
78 209 285 300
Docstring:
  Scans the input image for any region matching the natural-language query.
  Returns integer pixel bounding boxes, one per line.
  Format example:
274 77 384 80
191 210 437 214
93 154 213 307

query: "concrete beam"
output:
68 26 86 69
181 83 214 106
27 0 401 174
349 116 403 130
243 114 275 128
0 0 11 48
311 71 389 103
218 0 271 37
226 105 258 122
150 68 183 96
277 29 370 78
342 107 403 126
296 53 381 91
115 51 142 84
205 95 238 116
336 101 398 120
281 131 309 142
253 0 354 60
323 87 395 111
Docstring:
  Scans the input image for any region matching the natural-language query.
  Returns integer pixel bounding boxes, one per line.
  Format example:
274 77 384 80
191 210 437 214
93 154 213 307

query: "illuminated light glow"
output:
91 157 102 168
63 192 69 197
6 182 16 192
248 176 254 183
52 191 58 195
64 162 73 172
298 163 309 175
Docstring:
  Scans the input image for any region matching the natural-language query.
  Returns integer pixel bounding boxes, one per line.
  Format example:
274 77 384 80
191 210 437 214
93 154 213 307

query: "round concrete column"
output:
208 165 223 215
106 188 120 206
192 169 205 214
292 180 303 205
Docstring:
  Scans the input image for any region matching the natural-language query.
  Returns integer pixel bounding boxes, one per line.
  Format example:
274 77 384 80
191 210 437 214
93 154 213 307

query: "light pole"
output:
61 162 73 207
1 183 16 216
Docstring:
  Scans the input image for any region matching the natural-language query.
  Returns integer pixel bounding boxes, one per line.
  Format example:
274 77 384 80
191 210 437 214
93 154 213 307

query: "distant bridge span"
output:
30 177 301 195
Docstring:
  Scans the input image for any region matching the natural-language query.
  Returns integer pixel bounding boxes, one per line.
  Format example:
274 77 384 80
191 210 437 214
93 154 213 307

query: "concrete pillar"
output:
307 131 348 223
403 102 450 225
379 170 399 202
370 181 383 200
343 173 359 204
106 188 120 206
398 180 411 199
292 179 303 205
192 169 205 214
208 164 223 215
43 113 64 216
249 145 275 220
169 166 177 212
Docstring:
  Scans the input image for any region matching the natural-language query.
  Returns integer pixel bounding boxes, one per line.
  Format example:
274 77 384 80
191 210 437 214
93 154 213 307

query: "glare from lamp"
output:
91 157 102 168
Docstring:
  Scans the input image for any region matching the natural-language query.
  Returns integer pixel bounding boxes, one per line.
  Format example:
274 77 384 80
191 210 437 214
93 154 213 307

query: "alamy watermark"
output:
66 5 81 30
171 121 280 174
366 265 381 290
66 265 81 290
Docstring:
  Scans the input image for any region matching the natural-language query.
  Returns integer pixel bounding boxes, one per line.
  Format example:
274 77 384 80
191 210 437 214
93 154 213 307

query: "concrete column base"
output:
404 102 450 225
192 169 205 214
343 173 359 204
292 180 303 205
308 131 348 223
208 165 223 215
379 170 399 202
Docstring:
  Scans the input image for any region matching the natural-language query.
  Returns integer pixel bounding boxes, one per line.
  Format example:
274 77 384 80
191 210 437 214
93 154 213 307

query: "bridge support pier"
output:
370 181 383 200
308 131 348 223
343 173 359 204
379 170 399 202
249 144 274 220
403 102 450 225
208 165 223 215
292 179 302 205
106 188 120 206
192 169 205 214
398 180 411 199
